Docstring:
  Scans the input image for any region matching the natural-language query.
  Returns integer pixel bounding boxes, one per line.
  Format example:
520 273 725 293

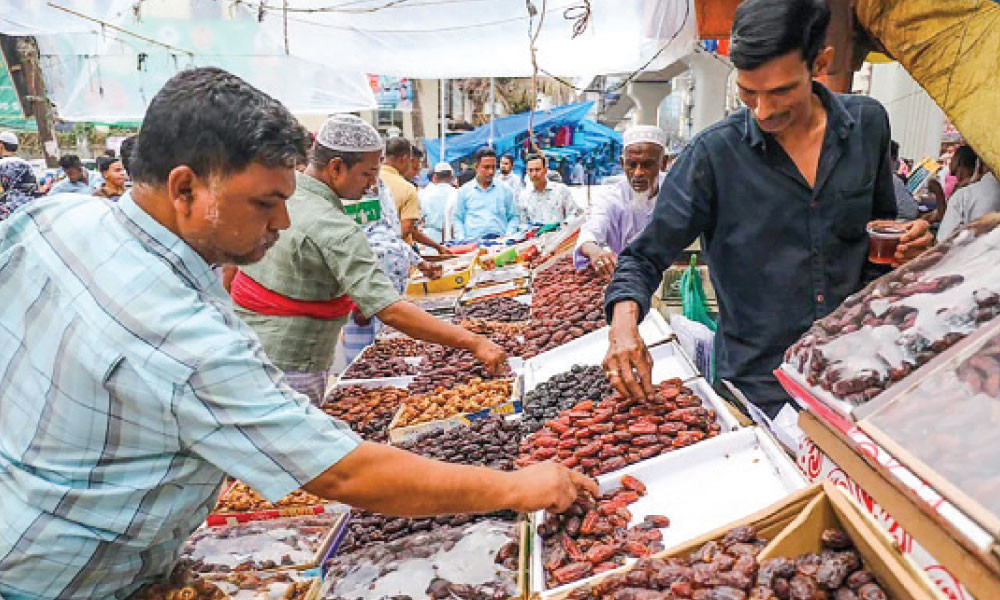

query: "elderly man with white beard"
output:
574 125 669 277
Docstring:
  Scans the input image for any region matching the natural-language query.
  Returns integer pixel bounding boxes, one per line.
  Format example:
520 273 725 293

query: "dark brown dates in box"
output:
563 526 893 600
407 344 512 395
338 509 517 555
785 216 1000 405
517 379 721 476
522 257 609 358
521 364 615 435
539 475 671 588
395 416 521 470
457 296 531 322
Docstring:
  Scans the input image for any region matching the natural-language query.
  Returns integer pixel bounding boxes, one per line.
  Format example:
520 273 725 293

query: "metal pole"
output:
439 78 447 162
489 76 496 145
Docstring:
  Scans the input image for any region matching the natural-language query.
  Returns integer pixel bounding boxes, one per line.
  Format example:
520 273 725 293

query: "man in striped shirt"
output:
0 67 595 600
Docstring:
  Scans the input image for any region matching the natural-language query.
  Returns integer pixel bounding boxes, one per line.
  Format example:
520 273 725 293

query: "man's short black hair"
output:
500 153 514 163
385 137 412 159
953 144 980 172
730 0 831 71
119 135 137 175
473 146 497 165
1 141 16 153
96 156 120 174
59 154 82 170
412 146 424 158
129 67 306 186
524 152 546 167
309 142 367 170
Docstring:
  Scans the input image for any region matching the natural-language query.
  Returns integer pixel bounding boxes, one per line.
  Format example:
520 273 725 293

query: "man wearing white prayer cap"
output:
574 124 668 277
235 114 506 404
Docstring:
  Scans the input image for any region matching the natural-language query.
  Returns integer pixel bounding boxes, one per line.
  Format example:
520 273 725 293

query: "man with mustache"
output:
575 125 669 278
0 67 595 600
234 114 506 404
602 0 933 420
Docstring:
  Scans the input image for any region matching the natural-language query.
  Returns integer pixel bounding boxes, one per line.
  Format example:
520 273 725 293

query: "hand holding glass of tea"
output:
866 219 933 266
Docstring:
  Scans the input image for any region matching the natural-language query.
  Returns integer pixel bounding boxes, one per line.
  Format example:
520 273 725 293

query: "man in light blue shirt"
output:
419 161 458 243
0 67 594 600
453 146 520 239
47 154 93 195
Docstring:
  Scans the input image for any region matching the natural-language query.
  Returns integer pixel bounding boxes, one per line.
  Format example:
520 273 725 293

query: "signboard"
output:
368 75 414 111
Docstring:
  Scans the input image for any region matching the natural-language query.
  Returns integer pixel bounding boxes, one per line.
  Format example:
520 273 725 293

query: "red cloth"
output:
554 125 573 147
230 270 356 320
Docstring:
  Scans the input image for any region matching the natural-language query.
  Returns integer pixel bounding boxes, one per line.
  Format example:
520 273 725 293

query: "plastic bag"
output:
680 255 717 333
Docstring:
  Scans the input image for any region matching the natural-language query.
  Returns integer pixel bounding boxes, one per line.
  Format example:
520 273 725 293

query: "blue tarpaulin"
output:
424 101 595 164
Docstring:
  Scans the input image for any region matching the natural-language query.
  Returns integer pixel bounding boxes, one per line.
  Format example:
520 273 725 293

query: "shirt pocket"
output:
831 182 875 241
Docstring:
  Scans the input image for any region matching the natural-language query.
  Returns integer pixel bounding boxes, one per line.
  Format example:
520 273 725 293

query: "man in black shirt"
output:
602 0 933 418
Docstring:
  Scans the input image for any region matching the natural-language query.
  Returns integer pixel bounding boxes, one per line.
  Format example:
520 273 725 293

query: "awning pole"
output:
440 78 447 162
489 76 496 146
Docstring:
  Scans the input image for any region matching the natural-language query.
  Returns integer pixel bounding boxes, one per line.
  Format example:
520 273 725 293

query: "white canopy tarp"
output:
256 0 696 78
2 0 378 122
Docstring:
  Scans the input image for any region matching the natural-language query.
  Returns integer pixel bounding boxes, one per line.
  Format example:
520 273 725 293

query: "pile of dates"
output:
324 521 520 600
321 385 410 442
517 379 721 476
359 337 425 359
521 365 615 435
540 475 670 587
338 509 517 554
458 319 527 356
342 355 420 379
786 218 1000 405
130 577 226 600
865 330 1000 514
178 514 342 573
201 571 315 600
407 345 512 395
750 528 890 600
214 481 325 513
396 417 521 470
563 524 770 600
457 296 531 322
396 378 514 427
523 257 609 358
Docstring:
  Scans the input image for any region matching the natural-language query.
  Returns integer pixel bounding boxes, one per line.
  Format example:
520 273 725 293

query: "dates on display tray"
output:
323 521 520 600
342 355 420 379
517 379 721 476
523 257 609 358
321 385 410 442
458 319 527 356
561 526 893 600
407 345 513 394
457 296 531 322
786 217 1000 406
864 325 1000 515
177 514 340 573
199 571 315 600
396 378 513 427
396 417 521 470
338 509 517 555
538 475 671 587
520 365 615 435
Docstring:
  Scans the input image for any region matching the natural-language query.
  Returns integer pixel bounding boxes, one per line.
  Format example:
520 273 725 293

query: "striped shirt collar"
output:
114 190 220 294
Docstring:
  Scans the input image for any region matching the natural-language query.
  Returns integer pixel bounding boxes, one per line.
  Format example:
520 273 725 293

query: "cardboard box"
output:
544 481 945 600
407 251 481 295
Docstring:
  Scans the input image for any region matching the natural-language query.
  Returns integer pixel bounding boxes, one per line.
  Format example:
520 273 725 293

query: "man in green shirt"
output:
234 115 505 403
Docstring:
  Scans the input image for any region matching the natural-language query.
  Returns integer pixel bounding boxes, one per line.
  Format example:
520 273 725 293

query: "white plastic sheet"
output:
258 0 697 78
4 0 376 122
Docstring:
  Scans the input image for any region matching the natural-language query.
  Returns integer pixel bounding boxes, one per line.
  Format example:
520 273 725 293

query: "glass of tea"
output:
866 221 907 265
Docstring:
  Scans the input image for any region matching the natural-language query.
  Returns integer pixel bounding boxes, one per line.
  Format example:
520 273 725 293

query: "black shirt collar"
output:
743 80 856 150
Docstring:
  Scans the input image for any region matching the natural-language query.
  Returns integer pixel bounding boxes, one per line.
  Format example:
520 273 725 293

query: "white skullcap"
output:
623 125 666 150
316 114 383 152
433 162 453 174
0 131 18 146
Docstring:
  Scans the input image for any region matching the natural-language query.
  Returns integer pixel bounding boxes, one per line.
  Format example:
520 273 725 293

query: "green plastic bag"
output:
680 254 717 333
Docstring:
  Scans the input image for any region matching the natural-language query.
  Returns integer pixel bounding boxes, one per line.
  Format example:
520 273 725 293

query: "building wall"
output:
866 62 945 161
